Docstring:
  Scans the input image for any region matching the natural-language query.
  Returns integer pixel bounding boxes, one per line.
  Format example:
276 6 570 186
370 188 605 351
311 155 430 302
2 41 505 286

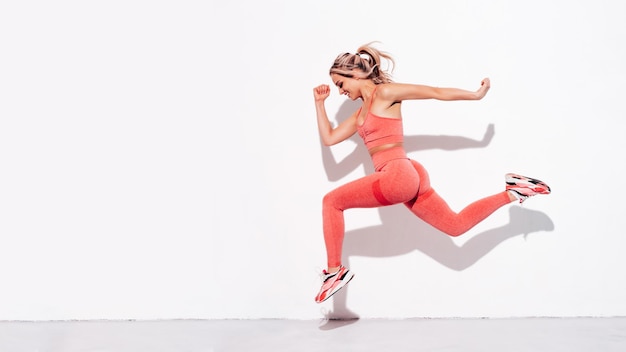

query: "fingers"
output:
313 84 330 102
314 84 330 94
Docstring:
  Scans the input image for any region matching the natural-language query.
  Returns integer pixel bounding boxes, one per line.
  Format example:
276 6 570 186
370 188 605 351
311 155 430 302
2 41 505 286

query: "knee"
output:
443 223 473 237
446 229 465 237
322 192 336 209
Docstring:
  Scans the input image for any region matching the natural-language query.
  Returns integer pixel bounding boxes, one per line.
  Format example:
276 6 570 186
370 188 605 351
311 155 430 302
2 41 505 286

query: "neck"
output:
360 83 378 101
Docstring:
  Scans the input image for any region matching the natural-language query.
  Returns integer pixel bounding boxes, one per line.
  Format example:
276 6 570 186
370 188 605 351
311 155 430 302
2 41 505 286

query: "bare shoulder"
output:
376 83 402 95
377 82 436 101
375 83 414 102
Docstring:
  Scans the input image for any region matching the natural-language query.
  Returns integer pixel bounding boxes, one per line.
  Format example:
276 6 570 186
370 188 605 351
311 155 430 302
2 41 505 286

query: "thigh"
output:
324 172 388 209
325 159 420 209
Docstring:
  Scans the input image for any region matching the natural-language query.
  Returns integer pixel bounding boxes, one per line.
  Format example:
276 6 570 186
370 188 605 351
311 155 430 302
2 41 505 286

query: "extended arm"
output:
380 78 491 102
313 84 358 146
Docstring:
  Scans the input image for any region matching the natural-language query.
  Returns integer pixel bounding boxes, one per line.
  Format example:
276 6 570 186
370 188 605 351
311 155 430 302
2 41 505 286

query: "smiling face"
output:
330 73 361 100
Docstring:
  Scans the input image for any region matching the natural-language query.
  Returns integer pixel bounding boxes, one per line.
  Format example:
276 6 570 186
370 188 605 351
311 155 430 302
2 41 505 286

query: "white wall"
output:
1 0 625 320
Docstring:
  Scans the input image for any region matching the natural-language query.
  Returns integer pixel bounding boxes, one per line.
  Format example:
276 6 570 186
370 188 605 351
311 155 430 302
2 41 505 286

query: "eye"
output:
337 82 343 89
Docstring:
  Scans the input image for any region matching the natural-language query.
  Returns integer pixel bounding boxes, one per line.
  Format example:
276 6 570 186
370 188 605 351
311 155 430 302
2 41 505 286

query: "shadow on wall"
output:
318 99 555 323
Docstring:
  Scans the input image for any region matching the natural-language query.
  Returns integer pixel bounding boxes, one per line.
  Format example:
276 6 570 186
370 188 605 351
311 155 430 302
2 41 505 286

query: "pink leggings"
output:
322 147 512 267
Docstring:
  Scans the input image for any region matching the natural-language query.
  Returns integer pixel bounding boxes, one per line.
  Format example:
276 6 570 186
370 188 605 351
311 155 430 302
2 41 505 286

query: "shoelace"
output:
320 270 339 282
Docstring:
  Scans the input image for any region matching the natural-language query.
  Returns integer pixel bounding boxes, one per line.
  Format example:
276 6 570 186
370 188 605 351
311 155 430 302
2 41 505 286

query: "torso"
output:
357 86 404 155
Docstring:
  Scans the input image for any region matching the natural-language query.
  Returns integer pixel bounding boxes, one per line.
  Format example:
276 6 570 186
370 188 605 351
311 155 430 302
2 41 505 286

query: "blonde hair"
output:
329 42 395 84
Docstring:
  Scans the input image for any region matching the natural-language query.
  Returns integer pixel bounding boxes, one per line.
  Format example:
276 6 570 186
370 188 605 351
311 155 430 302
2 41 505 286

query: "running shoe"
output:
315 266 354 303
506 173 551 203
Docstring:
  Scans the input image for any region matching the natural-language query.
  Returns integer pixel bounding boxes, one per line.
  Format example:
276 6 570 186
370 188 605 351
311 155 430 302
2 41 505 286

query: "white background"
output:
1 0 625 320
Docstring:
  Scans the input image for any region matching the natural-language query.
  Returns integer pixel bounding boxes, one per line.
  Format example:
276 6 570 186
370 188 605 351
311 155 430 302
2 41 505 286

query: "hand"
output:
476 78 491 99
313 84 330 102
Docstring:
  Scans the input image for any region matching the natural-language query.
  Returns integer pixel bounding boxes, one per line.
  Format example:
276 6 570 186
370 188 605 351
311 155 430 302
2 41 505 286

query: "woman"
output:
312 43 551 303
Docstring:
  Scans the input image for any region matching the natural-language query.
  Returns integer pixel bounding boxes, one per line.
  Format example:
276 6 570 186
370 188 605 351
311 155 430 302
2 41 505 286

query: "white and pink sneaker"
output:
506 173 551 203
315 266 354 303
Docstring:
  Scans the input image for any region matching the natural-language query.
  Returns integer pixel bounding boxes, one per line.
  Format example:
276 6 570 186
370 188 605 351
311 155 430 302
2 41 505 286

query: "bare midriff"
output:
368 142 404 156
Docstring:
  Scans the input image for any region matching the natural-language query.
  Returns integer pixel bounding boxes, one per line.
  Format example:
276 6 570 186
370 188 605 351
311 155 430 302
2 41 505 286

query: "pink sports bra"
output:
357 86 404 150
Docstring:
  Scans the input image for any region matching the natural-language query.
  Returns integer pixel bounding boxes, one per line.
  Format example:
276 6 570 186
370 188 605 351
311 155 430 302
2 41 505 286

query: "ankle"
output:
327 266 341 274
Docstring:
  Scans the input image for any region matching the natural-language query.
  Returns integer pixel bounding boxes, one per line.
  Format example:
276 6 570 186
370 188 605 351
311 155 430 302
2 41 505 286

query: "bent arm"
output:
381 78 491 102
315 100 358 146
313 84 358 146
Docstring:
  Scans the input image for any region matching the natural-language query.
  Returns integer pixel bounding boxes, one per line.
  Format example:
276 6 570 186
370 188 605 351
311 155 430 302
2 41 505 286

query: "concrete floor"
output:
1 317 625 352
